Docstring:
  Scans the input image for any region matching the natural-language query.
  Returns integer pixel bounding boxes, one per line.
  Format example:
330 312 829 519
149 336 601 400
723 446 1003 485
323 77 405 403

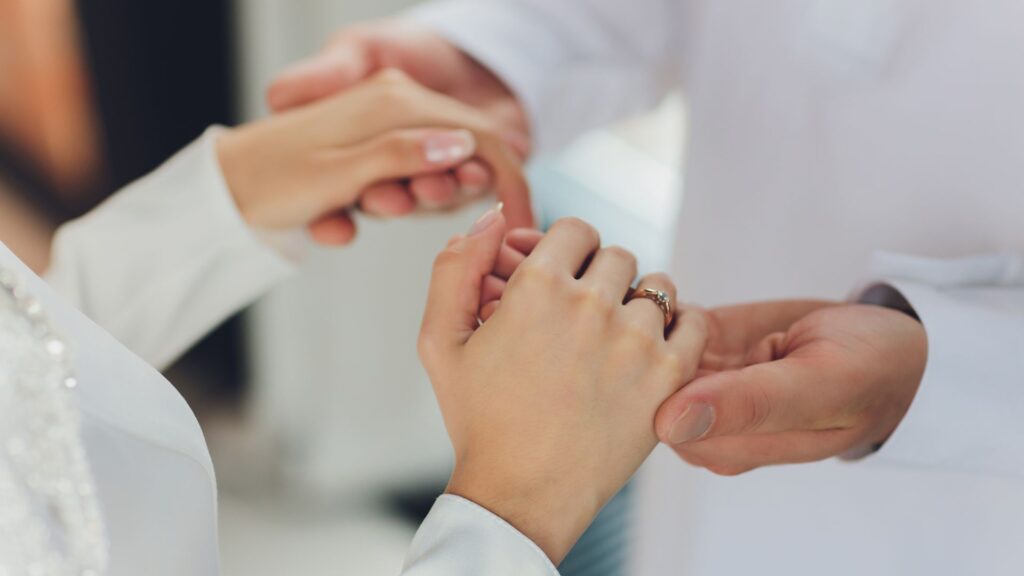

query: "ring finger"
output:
626 272 677 337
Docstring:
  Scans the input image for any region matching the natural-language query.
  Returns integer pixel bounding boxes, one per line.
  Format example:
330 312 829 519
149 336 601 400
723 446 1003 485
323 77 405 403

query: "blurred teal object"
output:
560 484 632 576
529 130 682 274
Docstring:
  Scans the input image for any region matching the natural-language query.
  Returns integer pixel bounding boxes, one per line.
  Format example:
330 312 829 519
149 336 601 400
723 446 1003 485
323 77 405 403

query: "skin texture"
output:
654 301 929 475
217 69 531 242
419 211 709 563
265 20 529 236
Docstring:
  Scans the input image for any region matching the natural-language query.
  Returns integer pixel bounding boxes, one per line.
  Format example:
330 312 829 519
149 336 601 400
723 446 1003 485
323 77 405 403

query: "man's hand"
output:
654 301 928 475
267 20 530 234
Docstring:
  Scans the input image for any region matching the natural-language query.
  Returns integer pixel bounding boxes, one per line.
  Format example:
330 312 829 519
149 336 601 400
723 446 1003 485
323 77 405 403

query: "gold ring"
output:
628 287 674 327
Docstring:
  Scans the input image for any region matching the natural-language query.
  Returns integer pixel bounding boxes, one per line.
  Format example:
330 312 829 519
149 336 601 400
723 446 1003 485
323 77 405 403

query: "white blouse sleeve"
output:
854 251 1024 477
402 495 560 576
407 0 680 154
44 128 302 370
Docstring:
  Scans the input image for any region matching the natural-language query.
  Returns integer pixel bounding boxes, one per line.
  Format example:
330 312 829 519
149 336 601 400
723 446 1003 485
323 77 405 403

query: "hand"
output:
419 211 709 562
216 69 529 244
266 20 529 231
654 301 928 475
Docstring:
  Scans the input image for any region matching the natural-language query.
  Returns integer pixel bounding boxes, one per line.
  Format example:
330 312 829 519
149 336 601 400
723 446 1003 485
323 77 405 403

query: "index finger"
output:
519 218 600 278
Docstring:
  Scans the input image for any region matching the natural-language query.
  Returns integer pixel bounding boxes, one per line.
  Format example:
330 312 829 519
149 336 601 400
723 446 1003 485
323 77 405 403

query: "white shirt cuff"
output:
405 0 560 152
47 127 303 368
403 494 560 576
852 251 1024 476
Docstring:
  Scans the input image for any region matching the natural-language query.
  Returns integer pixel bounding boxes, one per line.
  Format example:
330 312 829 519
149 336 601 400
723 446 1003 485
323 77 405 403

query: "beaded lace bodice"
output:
0 267 108 576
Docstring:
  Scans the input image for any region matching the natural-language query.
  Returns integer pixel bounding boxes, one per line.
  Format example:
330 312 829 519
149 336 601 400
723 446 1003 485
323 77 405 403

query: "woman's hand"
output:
216 69 532 245
418 208 709 563
266 20 530 225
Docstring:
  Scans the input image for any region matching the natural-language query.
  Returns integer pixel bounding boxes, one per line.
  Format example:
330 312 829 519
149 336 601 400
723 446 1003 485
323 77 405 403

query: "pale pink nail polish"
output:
425 130 476 164
469 202 504 236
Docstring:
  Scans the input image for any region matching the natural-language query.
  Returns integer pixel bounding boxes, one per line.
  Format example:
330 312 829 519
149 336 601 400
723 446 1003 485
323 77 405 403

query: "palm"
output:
697 300 837 376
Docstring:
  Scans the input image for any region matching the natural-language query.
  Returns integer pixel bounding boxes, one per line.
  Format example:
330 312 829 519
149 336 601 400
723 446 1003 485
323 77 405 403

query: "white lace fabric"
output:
0 267 108 576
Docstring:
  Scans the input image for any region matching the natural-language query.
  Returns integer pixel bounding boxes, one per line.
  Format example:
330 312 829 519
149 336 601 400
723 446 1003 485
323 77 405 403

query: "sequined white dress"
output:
0 130 558 576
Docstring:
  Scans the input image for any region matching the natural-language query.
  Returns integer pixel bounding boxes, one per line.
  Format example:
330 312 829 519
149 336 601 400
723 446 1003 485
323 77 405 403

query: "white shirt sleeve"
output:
854 251 1024 477
407 0 680 153
45 127 303 370
402 494 560 576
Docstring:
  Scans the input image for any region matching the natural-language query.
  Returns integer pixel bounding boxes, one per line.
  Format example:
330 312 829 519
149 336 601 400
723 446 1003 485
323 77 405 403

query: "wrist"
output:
215 125 260 226
447 459 600 564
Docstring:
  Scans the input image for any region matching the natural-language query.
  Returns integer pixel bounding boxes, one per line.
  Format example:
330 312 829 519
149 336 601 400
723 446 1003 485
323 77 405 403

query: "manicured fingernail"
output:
469 202 503 236
461 185 487 198
425 130 476 164
668 403 714 444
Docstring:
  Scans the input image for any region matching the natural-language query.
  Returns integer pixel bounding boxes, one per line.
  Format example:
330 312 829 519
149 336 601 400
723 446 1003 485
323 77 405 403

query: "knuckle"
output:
373 80 415 109
571 284 616 315
416 332 441 367
605 245 638 270
371 67 412 84
431 245 466 273
623 319 661 351
552 217 599 244
515 258 563 288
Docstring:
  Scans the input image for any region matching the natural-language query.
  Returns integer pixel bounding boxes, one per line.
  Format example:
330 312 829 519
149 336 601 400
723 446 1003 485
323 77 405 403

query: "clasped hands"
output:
249 24 929 563
217 66 533 244
418 211 926 562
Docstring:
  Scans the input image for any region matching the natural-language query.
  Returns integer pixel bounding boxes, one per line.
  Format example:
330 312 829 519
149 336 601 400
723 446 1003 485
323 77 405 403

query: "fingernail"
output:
461 185 487 198
425 129 476 164
668 403 714 444
468 202 503 236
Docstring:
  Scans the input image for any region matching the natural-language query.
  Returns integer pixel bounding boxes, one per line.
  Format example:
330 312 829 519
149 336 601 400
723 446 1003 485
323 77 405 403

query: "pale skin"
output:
270 19 931 475
266 20 528 237
217 67 533 244
419 209 709 563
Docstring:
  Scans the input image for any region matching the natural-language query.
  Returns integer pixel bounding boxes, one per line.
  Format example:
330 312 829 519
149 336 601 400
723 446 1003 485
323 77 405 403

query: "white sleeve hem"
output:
46 127 302 369
406 0 677 153
405 0 558 151
851 251 1024 477
403 494 560 575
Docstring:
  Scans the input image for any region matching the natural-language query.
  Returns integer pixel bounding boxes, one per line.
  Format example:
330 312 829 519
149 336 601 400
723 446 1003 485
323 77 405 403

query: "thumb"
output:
267 40 374 112
419 203 507 361
654 357 821 446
